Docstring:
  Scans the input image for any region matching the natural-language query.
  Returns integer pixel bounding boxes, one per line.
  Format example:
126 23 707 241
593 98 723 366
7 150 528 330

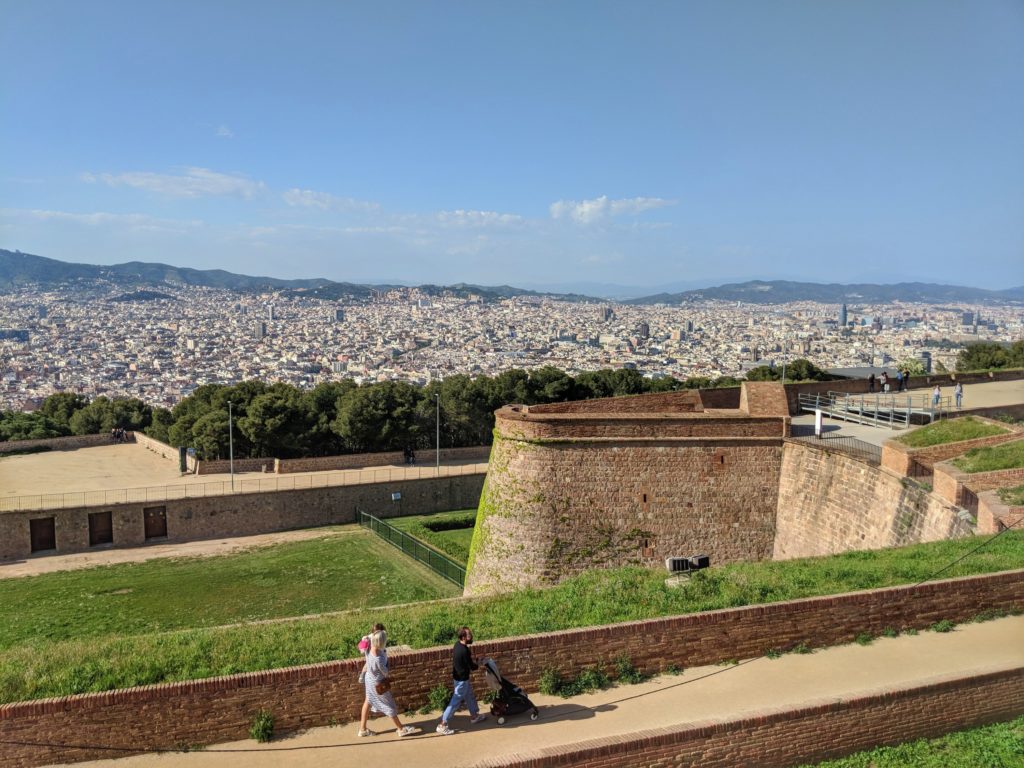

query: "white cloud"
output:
81 167 265 198
549 195 675 225
435 209 524 228
282 188 381 213
216 124 234 139
3 208 202 233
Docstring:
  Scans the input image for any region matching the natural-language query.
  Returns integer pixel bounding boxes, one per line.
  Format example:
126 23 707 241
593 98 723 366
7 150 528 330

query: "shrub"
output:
419 684 451 714
537 668 562 696
613 654 647 685
930 619 956 633
881 627 899 638
855 633 874 646
249 710 273 742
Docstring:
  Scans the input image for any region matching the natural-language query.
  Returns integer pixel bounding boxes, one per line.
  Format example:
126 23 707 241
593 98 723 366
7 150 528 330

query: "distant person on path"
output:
880 371 889 393
436 626 488 735
867 373 876 393
358 630 421 737
902 369 911 392
932 385 942 407
954 382 963 409
895 370 903 392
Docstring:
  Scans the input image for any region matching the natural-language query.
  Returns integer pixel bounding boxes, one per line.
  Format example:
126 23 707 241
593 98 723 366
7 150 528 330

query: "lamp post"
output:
435 392 440 472
227 400 234 491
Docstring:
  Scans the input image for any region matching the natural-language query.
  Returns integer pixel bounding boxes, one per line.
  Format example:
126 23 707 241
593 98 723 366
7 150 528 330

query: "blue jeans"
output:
442 679 479 722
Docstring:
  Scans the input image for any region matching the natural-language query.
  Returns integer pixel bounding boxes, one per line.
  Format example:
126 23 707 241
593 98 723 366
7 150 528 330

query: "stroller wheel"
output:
530 710 539 720
497 716 506 725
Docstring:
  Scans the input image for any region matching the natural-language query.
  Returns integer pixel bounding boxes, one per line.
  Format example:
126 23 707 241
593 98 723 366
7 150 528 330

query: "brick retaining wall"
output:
276 446 491 474
880 417 1022 478
0 434 115 455
0 569 1020 767
0 474 485 562
471 667 1024 768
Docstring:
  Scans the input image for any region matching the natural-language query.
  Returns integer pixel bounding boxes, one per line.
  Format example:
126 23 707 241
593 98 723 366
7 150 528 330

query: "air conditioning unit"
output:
665 555 710 574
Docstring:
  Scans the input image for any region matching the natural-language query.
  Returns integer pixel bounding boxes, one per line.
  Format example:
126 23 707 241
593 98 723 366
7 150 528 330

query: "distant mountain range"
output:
1 249 1021 305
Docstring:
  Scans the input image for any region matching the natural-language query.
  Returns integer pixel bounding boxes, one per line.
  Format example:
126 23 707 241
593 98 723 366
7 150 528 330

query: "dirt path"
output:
0 526 360 579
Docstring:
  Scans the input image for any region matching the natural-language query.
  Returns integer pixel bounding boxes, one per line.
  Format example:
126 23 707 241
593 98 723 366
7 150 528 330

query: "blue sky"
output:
2 1 1022 292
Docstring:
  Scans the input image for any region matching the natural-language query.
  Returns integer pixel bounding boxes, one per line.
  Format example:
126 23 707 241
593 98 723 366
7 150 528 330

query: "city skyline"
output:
2 1 1023 289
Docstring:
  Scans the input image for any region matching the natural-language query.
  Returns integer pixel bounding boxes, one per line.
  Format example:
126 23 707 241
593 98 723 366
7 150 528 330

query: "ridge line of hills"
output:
1 249 1022 305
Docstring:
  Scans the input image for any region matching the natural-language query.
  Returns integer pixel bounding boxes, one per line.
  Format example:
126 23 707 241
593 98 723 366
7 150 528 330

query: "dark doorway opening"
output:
143 506 167 540
30 517 56 552
89 511 114 546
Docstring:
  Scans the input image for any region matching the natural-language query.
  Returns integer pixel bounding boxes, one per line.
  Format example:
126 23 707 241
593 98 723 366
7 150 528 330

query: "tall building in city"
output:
962 311 974 327
599 305 614 322
638 321 650 339
839 303 848 327
254 321 267 340
333 308 345 322
37 305 47 319
268 305 275 321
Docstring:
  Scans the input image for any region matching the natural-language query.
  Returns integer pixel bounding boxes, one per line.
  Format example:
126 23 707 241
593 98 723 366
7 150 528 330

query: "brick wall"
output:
193 457 276 475
1 569 1020 768
472 668 1024 768
0 474 485 562
130 432 192 470
933 460 1024 512
774 441 972 560
880 418 1022 479
976 490 1024 534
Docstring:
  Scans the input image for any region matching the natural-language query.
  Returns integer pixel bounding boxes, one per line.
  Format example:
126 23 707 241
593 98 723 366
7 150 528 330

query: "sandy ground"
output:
61 615 1024 768
0 526 362 579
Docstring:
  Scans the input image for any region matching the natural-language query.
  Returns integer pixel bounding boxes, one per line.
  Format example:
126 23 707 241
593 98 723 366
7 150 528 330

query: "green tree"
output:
745 365 779 382
0 411 68 441
38 393 88 429
332 381 420 452
528 366 574 403
146 408 174 443
896 358 927 376
238 385 309 458
957 342 1011 371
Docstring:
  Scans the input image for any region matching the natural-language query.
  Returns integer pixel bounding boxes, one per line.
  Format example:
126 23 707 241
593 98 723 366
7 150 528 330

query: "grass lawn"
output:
387 509 476 563
996 484 1024 507
897 416 1008 448
0 526 459 652
0 530 1021 704
951 439 1024 473
800 714 1024 767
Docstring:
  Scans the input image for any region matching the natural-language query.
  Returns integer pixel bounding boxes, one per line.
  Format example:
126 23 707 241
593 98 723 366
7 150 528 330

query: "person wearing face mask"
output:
436 626 488 735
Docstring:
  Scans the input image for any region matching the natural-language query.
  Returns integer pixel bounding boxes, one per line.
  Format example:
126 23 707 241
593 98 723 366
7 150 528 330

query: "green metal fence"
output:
358 511 466 587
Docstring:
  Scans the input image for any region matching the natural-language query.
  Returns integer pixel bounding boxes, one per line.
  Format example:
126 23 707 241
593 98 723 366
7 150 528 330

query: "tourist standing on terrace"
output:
954 382 964 409
436 626 488 735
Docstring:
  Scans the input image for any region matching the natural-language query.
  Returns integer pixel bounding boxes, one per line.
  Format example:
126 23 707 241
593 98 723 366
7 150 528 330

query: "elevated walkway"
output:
71 615 1024 768
798 390 952 429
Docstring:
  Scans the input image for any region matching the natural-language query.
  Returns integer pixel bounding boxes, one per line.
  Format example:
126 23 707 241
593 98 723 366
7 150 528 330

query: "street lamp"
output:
227 400 234 491
435 392 440 471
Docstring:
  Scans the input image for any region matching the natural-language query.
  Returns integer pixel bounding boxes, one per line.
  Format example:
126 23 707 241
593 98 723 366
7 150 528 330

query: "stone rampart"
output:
976 490 1024 534
0 433 118 455
466 384 790 595
0 473 484 562
276 446 490 474
880 417 1021 478
1 569 1020 767
774 441 972 560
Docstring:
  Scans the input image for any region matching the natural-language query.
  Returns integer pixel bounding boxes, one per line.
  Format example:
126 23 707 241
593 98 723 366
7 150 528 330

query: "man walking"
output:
436 626 487 735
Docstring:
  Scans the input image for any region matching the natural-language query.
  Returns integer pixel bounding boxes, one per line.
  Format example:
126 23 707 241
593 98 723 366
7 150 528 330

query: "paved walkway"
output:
65 615 1024 768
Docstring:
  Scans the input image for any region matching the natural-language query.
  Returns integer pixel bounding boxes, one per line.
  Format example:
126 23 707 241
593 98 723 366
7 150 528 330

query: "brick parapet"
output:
276 446 490 474
880 417 1022 479
934 455 1024 508
1 569 1021 767
470 667 1024 768
976 490 1024 534
0 433 122 455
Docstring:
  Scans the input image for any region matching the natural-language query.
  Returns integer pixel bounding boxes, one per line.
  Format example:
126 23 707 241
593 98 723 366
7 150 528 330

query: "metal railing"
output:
789 435 882 466
358 511 467 587
798 391 954 430
0 462 488 513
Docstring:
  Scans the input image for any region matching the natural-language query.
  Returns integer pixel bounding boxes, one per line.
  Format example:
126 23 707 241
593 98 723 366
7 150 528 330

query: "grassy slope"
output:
0 527 459 651
897 416 1007 448
387 509 476 563
951 439 1024 473
800 714 1024 768
0 531 1021 704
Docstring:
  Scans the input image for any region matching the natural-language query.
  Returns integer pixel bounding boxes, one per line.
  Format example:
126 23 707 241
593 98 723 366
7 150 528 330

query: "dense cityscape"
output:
1 282 1019 411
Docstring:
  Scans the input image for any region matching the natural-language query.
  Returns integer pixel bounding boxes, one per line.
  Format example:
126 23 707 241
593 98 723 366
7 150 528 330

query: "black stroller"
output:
482 658 539 725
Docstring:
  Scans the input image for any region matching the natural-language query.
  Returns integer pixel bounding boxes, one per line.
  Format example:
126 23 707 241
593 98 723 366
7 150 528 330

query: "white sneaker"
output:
470 713 488 724
398 725 421 737
357 728 375 737
435 723 455 735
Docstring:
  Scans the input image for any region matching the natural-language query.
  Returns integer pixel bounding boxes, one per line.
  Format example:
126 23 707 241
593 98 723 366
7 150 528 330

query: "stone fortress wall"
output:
465 383 792 595
466 380 999 595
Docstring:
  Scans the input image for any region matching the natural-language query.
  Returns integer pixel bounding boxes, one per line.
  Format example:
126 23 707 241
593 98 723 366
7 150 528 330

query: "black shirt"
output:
452 641 477 681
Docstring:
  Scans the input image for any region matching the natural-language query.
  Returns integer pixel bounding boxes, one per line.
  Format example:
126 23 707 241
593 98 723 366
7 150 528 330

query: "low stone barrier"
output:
275 445 491 474
0 434 115 455
0 568 1020 767
880 417 1022 479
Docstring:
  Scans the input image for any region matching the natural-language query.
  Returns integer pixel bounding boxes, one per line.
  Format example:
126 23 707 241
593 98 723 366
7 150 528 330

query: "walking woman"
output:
358 630 421 737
